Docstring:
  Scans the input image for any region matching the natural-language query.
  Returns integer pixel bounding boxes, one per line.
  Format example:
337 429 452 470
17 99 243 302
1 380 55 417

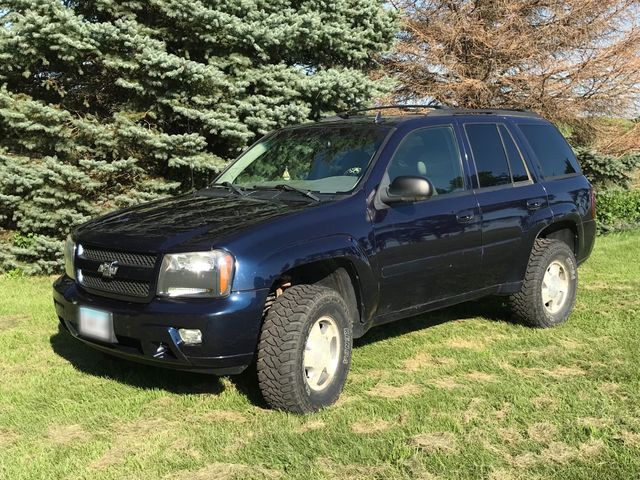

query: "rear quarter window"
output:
517 123 581 178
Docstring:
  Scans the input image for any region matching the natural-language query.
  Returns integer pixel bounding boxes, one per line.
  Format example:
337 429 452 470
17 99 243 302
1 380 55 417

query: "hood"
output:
74 192 309 252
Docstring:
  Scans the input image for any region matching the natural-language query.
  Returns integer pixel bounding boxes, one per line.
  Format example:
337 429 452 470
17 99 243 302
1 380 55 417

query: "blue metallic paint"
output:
53 113 596 374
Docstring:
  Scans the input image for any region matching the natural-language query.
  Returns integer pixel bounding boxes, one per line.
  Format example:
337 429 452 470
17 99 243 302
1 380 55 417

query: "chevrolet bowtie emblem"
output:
98 261 119 279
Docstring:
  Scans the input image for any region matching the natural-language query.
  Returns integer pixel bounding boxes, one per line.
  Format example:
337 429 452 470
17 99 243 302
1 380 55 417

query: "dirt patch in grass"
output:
403 352 434 372
577 417 613 429
368 383 420 399
317 458 394 480
351 419 390 434
507 439 604 469
616 431 640 447
494 402 513 421
527 422 557 443
496 427 523 445
463 398 484 423
173 462 281 480
579 439 606 459
558 339 584 350
543 366 586 379
0 314 29 331
47 424 90 445
465 371 497 383
445 337 485 350
223 431 255 454
530 394 559 411
489 468 517 480
170 437 202 460
599 382 622 395
295 420 325 434
409 432 458 454
403 353 457 372
202 410 246 423
0 429 19 447
428 378 460 390
90 418 175 470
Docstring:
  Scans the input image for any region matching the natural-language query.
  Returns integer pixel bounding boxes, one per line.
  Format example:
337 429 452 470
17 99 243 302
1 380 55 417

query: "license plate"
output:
78 307 115 343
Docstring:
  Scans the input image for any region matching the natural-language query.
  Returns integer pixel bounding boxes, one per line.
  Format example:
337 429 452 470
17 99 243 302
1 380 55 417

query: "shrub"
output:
596 189 640 233
575 147 640 189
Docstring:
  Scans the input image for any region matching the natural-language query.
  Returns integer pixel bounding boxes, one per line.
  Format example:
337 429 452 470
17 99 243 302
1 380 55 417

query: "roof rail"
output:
321 105 541 123
428 108 540 118
335 104 447 119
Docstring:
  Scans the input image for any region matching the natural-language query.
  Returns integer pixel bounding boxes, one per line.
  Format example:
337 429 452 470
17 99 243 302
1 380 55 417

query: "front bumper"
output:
53 276 268 375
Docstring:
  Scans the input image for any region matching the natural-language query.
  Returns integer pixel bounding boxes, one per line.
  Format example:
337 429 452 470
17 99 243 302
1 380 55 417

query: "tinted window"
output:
465 124 511 187
518 124 580 177
216 125 391 194
499 125 529 182
387 126 464 195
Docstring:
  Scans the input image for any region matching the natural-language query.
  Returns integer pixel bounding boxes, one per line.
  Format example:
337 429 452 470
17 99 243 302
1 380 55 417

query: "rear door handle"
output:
456 210 475 223
526 199 545 210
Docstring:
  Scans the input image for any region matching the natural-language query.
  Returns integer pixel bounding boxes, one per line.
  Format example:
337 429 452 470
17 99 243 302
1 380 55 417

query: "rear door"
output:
371 122 482 315
459 119 549 288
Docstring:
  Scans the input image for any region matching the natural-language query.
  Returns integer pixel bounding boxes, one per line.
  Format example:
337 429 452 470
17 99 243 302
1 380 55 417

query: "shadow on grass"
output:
49 325 266 407
50 296 509 405
355 296 510 347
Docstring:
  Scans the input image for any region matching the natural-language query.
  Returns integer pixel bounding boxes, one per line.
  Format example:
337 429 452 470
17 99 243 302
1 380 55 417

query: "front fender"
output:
234 234 378 322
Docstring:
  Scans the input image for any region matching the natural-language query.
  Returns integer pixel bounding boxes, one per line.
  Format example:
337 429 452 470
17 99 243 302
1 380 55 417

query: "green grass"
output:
1 232 639 480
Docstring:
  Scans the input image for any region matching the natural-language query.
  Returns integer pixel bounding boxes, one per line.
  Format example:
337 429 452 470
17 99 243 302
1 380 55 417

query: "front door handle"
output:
456 211 475 223
526 199 545 210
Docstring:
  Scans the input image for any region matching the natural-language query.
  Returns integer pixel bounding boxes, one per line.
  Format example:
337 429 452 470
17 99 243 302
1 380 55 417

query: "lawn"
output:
1 231 639 480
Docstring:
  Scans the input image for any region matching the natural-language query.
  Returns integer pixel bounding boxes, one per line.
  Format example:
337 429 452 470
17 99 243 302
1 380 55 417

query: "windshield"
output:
215 124 391 194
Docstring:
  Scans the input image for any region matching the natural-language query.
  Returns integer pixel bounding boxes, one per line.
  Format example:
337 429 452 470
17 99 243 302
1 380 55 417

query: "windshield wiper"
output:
209 182 246 196
273 184 320 202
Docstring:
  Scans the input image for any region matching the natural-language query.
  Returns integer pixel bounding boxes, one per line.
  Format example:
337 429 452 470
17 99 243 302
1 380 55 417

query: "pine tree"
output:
0 0 396 273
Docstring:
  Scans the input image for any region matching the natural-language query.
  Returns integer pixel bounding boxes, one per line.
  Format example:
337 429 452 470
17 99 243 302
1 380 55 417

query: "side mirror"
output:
382 176 434 204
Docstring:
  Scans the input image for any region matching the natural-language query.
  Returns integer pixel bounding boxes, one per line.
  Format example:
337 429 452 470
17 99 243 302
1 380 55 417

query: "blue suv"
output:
53 106 596 412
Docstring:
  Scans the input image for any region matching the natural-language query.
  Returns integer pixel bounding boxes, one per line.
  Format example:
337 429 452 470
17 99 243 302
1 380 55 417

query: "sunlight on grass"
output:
1 231 639 479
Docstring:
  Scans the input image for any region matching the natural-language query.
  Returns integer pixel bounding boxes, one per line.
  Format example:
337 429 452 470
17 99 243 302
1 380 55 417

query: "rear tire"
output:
256 284 352 413
509 238 578 328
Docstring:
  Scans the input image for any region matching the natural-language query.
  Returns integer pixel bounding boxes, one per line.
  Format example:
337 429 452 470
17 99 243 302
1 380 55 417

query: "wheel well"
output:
268 259 362 326
537 222 578 255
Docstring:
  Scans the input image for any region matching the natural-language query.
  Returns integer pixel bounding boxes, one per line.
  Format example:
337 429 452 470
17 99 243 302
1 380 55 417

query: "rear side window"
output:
498 125 529 182
518 124 581 178
464 124 511 187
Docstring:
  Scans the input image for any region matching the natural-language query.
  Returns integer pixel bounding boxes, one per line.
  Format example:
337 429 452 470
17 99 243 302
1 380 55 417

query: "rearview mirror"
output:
382 176 434 204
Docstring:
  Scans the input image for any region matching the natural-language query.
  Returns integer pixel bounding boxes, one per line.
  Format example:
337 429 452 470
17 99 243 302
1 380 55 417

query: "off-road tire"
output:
509 238 578 328
256 284 353 413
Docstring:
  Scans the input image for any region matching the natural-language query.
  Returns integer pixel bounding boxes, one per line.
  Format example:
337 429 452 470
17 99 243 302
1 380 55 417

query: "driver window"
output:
387 126 464 195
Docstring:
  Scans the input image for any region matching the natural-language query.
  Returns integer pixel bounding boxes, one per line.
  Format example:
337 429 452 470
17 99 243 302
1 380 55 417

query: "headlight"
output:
64 234 76 279
157 250 235 298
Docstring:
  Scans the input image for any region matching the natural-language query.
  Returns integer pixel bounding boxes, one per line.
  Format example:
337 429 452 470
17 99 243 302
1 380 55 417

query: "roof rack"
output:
428 108 540 118
335 104 447 119
321 105 540 123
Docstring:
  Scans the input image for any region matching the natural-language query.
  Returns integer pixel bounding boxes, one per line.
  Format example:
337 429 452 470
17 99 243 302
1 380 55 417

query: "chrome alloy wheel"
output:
303 315 341 392
541 260 571 314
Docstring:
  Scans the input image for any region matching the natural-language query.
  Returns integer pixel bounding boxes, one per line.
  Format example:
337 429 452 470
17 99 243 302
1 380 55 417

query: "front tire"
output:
509 238 578 328
256 284 353 413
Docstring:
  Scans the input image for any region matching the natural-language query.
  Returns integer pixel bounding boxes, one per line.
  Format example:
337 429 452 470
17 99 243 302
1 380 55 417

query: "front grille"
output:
80 273 150 298
76 245 158 300
80 247 157 268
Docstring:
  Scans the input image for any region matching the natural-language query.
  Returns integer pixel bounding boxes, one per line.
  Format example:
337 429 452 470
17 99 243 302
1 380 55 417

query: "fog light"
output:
178 328 202 345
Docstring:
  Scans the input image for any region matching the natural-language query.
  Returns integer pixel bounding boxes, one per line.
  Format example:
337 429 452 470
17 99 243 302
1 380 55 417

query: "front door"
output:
371 124 482 316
